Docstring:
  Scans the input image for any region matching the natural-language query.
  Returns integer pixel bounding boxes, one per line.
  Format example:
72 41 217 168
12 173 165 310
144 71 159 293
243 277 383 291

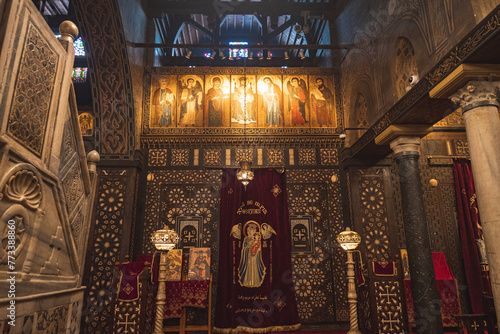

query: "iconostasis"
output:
142 67 340 137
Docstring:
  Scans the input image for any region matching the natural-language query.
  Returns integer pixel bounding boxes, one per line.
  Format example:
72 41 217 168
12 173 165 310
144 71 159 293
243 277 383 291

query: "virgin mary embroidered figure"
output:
232 221 276 288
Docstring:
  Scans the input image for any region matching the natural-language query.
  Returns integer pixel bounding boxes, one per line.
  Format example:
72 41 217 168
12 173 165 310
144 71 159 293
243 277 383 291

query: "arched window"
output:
355 93 368 127
394 37 418 99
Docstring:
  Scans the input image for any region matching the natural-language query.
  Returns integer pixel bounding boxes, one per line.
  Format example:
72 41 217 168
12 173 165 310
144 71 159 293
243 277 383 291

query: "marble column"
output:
391 136 444 334
450 81 500 320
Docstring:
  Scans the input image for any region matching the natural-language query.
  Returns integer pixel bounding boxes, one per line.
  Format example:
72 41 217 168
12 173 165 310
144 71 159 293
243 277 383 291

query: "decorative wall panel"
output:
7 20 59 157
142 170 220 326
142 149 346 328
418 157 469 312
82 169 134 333
73 0 135 159
203 149 222 166
355 169 392 262
287 169 346 323
148 149 167 167
374 281 406 333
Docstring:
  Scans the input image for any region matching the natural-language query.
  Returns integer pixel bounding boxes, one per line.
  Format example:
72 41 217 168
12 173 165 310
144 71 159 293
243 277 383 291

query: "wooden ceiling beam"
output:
146 1 331 18
265 16 299 42
186 18 213 39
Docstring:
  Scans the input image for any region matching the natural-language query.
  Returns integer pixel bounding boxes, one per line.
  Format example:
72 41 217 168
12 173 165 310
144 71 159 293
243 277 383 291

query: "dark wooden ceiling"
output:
152 0 333 59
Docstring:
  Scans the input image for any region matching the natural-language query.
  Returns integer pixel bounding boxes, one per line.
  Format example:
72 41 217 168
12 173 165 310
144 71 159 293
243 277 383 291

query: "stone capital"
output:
449 81 500 112
389 136 421 156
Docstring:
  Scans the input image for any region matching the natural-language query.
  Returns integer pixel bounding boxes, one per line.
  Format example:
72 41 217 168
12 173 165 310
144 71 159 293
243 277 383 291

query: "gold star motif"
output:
123 283 134 295
271 185 281 197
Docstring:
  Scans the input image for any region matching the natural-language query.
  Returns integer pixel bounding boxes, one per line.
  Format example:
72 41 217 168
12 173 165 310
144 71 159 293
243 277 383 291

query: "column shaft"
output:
395 151 443 334
463 105 500 319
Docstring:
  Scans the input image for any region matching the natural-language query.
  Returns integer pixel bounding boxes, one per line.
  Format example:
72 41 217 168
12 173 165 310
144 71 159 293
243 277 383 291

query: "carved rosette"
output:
3 170 42 210
449 81 500 112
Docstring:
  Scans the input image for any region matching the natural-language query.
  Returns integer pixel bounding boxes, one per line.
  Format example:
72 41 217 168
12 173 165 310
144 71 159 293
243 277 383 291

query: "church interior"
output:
1 0 500 333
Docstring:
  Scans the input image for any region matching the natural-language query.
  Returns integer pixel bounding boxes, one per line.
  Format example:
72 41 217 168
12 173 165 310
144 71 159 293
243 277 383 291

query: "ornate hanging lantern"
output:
236 160 254 189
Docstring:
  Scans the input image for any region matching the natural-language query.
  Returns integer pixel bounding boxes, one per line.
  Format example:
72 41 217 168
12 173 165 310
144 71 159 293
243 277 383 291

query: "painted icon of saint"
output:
311 77 334 127
262 77 282 127
152 78 174 127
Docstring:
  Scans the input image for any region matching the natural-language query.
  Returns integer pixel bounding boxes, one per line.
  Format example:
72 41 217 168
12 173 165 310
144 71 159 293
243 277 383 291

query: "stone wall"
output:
335 0 487 145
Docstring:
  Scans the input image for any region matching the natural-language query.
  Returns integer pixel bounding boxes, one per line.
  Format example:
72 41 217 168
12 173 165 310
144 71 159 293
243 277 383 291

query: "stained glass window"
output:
73 37 85 56
72 67 88 83
229 41 248 58
54 34 86 56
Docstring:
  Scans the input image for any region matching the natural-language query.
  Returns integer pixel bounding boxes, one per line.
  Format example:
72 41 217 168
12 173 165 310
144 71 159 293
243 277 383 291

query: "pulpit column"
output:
390 135 444 334
449 81 500 320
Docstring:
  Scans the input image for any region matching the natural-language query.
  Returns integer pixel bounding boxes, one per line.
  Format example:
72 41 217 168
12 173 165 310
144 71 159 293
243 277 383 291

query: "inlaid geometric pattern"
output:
374 281 405 334
455 139 469 156
298 148 316 165
114 299 140 333
267 148 285 166
418 158 469 312
171 149 189 166
149 149 167 166
287 169 346 322
320 148 338 165
434 110 464 127
83 170 128 333
235 148 253 164
203 149 222 167
143 170 221 326
358 171 391 261
7 21 58 156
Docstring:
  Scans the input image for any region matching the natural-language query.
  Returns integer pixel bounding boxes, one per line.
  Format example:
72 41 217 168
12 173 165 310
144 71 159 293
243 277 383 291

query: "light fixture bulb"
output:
284 51 289 60
185 50 192 59
236 161 254 190
219 50 226 59
299 50 305 59
151 226 180 251
336 227 361 251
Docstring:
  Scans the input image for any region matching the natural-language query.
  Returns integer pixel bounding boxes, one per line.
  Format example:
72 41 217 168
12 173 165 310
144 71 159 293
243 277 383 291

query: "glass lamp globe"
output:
236 160 254 188
151 226 179 251
336 227 361 251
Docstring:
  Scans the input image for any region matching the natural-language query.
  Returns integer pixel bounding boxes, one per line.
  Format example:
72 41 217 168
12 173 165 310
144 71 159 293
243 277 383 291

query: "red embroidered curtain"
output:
453 158 487 313
214 168 300 333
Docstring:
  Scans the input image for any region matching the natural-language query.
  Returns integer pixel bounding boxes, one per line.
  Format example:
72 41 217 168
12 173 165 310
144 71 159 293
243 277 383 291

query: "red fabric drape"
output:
453 158 485 313
118 261 145 301
214 168 300 333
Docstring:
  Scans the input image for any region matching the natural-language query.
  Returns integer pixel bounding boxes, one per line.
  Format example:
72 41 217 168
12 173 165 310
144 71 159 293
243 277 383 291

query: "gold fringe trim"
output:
213 323 301 333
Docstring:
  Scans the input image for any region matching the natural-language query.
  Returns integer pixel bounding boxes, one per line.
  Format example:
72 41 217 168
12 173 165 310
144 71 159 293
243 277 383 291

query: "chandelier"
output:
236 160 254 190
151 225 179 251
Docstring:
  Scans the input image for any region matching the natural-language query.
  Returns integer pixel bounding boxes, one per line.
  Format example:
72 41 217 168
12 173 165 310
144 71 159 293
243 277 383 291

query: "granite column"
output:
391 136 444 334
